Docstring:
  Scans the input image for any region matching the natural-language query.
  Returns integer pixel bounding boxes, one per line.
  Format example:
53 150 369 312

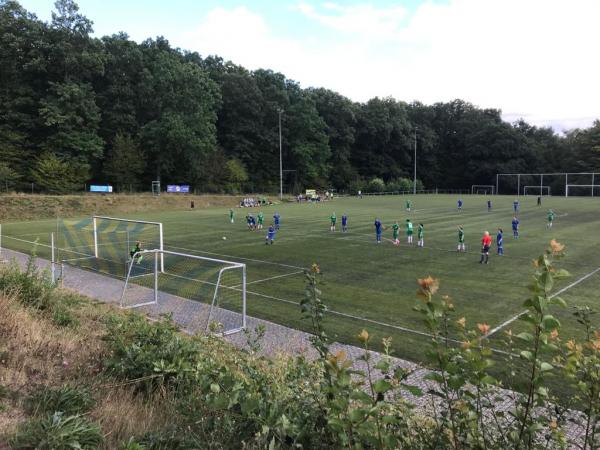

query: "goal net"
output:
57 216 163 278
120 249 247 336
471 185 495 195
523 186 551 196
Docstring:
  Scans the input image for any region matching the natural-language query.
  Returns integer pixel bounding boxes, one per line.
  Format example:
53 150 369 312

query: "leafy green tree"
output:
367 177 385 192
309 88 358 189
103 133 145 191
225 158 249 193
30 152 89 193
0 162 21 191
39 81 104 163
571 120 600 170
138 38 220 185
352 98 413 182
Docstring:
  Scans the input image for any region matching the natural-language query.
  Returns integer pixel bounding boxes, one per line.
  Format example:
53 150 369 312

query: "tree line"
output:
1 0 599 194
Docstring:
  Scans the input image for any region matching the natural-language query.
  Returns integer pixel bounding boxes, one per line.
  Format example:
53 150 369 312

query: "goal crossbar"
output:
120 249 247 336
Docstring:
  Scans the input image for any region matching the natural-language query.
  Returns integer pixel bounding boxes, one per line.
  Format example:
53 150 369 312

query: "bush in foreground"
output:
2 241 600 448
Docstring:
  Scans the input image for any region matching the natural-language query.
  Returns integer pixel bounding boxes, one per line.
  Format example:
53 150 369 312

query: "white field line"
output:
486 264 600 338
164 244 307 271
233 270 304 289
242 288 516 357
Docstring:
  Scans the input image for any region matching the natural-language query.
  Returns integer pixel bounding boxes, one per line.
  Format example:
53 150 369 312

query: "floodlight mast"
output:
413 128 417 195
278 108 283 201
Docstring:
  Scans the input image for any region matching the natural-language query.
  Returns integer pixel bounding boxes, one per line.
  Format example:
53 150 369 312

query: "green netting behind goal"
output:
57 217 162 279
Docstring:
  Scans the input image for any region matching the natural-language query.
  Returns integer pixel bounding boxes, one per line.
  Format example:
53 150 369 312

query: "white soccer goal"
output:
152 180 161 196
120 249 247 336
93 216 164 272
523 186 551 196
471 185 495 195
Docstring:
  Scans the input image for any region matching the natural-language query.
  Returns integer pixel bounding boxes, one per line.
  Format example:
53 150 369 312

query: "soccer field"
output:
2 194 600 365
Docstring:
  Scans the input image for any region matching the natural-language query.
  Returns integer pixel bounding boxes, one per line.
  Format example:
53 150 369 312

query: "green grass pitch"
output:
2 194 600 365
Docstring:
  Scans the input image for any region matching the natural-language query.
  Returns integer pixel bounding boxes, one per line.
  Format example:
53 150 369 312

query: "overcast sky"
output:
20 0 600 132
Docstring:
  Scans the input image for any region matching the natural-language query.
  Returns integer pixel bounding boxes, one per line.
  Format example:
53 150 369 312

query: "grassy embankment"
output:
0 193 246 222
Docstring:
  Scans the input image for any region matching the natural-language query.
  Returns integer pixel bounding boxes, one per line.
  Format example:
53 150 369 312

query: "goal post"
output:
120 249 247 336
92 216 164 272
523 186 551 196
471 185 495 195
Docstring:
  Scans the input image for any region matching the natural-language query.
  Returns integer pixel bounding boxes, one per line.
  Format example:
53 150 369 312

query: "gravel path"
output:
1 249 586 446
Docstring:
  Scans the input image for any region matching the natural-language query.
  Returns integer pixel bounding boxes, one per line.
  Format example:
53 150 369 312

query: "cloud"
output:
177 1 600 131
293 2 408 37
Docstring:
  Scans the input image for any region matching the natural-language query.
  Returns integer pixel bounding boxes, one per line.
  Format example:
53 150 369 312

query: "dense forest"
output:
1 0 599 194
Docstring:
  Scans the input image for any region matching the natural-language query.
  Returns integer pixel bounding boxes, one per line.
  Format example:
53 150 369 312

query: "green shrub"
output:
25 385 95 416
10 412 103 449
0 252 55 310
367 177 385 192
103 313 203 393
51 303 79 328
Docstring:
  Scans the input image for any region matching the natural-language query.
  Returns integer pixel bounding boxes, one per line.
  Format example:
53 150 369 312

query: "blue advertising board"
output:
90 185 113 193
167 185 190 193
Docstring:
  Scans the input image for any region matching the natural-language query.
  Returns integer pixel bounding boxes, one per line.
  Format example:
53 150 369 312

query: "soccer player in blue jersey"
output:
341 214 348 232
497 228 504 255
265 224 276 245
457 199 463 211
374 218 383 243
487 199 492 212
273 212 281 230
512 216 520 238
513 199 520 213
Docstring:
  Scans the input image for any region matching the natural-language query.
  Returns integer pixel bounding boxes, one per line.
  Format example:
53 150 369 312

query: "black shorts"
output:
482 245 490 253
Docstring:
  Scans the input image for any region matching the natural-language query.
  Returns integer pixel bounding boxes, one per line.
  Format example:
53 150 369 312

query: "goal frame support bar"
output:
92 215 164 272
120 249 247 336
566 184 598 197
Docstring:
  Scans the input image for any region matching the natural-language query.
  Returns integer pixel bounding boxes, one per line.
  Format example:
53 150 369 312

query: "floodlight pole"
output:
278 108 283 201
413 128 417 195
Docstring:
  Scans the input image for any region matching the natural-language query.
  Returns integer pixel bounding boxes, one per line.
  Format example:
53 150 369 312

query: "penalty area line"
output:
486 264 600 338
164 243 307 271
232 270 304 289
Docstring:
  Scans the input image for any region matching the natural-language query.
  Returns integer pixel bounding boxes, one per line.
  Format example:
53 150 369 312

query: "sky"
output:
19 0 600 132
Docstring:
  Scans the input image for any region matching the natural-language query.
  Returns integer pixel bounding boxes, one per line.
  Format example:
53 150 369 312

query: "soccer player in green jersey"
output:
547 209 555 228
257 211 264 229
229 209 234 224
406 199 412 212
406 219 414 244
330 212 337 231
392 221 400 245
457 226 466 252
417 223 424 247
129 241 143 264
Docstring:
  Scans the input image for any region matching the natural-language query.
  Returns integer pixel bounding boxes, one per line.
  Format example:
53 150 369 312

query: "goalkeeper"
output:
129 241 143 264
